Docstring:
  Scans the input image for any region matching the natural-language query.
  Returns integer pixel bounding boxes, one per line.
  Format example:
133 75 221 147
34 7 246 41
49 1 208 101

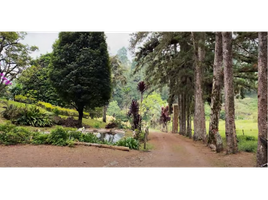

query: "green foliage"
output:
237 135 257 152
0 32 38 94
107 101 121 117
31 133 49 145
80 133 99 143
0 124 32 145
15 95 37 104
16 53 66 107
47 127 68 146
116 137 139 150
1 104 53 127
50 32 111 126
52 108 60 116
141 92 166 125
93 122 100 128
110 119 129 129
37 101 89 118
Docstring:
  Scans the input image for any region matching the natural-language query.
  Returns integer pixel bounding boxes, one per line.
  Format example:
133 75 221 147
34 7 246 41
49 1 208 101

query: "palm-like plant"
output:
160 105 170 132
128 99 141 131
137 81 147 131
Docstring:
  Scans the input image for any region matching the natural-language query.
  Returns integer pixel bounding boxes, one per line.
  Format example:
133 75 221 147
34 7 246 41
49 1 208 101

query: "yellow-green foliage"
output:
37 101 89 117
15 95 37 104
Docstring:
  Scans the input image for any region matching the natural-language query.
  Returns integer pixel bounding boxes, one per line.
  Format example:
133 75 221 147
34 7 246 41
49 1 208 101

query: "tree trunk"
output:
102 104 108 123
222 32 238 154
181 92 186 136
186 95 192 138
208 32 224 153
172 104 179 133
257 32 267 167
178 95 182 135
192 32 206 141
78 106 84 128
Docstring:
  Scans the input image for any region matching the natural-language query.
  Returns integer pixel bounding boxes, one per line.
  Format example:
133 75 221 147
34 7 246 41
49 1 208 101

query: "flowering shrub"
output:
0 73 12 85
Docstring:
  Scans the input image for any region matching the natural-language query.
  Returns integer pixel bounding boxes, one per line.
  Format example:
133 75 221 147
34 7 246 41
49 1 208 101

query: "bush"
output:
105 119 128 129
0 124 32 145
67 130 83 141
15 95 37 104
31 133 49 145
238 141 257 152
116 137 139 150
237 135 257 153
105 122 117 129
53 108 60 116
80 133 100 143
1 104 53 127
93 122 100 128
37 101 89 118
47 127 68 146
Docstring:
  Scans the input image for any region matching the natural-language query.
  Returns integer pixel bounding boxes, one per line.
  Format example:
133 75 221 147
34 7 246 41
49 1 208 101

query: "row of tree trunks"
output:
257 32 267 167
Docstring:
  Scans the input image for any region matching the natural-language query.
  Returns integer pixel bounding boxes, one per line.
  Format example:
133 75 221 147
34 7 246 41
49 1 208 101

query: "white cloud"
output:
22 32 133 60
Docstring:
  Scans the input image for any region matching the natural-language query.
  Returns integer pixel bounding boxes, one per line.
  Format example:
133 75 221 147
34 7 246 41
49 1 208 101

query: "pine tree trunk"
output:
192 32 206 141
178 95 183 135
102 104 108 123
257 32 267 167
222 32 238 154
208 32 223 152
78 106 84 128
172 104 179 133
182 93 186 136
186 95 192 138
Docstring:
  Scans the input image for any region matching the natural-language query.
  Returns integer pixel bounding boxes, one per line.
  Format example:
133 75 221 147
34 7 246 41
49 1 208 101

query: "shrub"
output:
93 122 100 128
15 95 37 104
105 122 117 129
37 101 89 118
0 125 32 145
116 137 139 150
47 127 68 146
31 133 49 145
105 119 128 129
238 141 257 152
80 133 100 143
67 130 83 141
53 108 60 116
1 104 53 127
66 139 75 147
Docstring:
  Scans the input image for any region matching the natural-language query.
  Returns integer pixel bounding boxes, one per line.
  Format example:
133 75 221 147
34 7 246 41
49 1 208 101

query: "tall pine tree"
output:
50 32 111 127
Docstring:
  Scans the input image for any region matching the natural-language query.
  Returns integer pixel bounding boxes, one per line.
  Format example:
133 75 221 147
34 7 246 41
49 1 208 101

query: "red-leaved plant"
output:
160 106 170 132
128 99 141 131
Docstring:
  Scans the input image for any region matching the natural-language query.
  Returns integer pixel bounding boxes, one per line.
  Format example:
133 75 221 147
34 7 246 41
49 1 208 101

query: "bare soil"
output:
0 131 256 167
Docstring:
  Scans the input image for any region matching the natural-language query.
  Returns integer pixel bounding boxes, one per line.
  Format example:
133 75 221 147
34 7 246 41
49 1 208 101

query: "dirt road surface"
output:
0 131 256 167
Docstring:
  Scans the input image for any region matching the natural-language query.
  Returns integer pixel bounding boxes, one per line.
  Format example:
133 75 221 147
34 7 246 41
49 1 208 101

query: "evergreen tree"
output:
50 32 111 127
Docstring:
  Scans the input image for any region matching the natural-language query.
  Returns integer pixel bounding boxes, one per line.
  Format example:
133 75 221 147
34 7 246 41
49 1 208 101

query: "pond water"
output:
94 132 125 144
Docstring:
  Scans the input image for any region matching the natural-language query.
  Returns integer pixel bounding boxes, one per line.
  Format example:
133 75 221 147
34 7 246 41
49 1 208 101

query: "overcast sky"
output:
22 32 133 60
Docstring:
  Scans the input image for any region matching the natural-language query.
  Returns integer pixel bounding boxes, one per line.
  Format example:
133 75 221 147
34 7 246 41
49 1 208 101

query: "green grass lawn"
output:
208 120 258 138
59 115 107 128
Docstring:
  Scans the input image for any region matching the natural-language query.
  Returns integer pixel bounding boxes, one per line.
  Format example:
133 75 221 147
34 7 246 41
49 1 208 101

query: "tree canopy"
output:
50 32 111 125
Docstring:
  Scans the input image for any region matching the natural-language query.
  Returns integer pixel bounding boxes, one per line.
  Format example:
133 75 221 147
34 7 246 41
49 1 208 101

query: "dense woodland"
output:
0 32 267 167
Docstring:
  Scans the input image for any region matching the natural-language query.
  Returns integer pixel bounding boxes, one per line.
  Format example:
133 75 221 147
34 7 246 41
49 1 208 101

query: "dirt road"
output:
0 131 256 167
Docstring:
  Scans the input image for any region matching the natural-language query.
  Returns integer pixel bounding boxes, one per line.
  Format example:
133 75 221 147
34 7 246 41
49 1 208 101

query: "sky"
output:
22 32 133 60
